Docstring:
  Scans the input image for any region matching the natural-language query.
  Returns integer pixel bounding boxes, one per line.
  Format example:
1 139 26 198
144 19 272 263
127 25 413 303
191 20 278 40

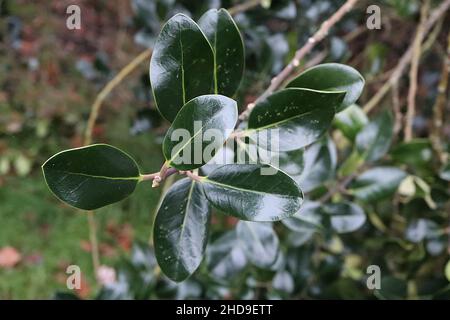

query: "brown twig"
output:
319 172 358 203
228 0 262 16
82 48 152 281
363 0 450 113
392 82 402 136
431 32 450 165
184 170 204 182
238 0 359 122
84 48 152 145
405 0 429 142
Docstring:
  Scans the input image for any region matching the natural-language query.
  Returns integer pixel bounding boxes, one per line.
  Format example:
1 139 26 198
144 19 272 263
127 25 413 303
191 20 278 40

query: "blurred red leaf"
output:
0 246 22 268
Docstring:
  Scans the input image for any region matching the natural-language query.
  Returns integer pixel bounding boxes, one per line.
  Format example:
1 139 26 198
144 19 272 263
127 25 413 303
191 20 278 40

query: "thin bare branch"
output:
405 0 429 142
239 0 359 122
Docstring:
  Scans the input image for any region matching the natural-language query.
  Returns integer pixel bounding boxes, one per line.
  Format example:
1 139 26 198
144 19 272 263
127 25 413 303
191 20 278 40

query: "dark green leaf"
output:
245 88 345 151
42 144 140 210
236 221 280 269
150 14 214 122
163 94 237 170
349 167 407 202
198 8 244 97
355 110 393 162
296 136 337 192
286 63 365 112
323 202 366 233
202 164 303 221
154 178 211 282
334 104 368 141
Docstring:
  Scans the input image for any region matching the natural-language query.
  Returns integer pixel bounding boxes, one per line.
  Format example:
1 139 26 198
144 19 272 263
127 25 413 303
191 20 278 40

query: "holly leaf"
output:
42 144 140 210
198 8 244 97
202 164 303 221
286 63 365 112
154 178 211 282
150 14 214 122
163 94 237 170
245 88 345 152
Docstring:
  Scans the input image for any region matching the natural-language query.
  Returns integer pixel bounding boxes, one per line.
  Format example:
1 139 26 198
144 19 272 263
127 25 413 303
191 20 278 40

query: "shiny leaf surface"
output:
163 94 237 170
154 178 211 282
246 88 345 151
42 144 140 210
286 63 365 112
202 164 303 221
150 14 214 122
198 8 244 96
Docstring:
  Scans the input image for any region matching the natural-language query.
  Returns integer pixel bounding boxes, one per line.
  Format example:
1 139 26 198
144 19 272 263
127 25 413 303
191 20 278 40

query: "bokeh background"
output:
0 0 449 299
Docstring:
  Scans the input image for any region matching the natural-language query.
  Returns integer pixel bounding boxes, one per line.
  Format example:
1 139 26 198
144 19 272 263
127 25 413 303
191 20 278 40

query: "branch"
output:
84 48 152 145
228 0 262 16
319 172 358 203
405 0 429 142
363 0 450 113
431 32 450 165
238 0 358 121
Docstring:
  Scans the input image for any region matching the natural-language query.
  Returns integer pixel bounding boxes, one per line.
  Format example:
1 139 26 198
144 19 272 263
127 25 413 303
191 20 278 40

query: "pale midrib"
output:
50 169 139 181
169 115 217 164
203 178 296 198
236 139 258 163
243 109 316 135
177 181 196 253
213 29 218 94
179 35 186 105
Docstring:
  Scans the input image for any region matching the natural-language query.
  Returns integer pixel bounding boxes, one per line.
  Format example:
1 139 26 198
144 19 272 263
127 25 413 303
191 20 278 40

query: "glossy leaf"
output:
206 230 247 280
286 63 365 112
150 14 214 122
245 88 345 151
349 167 407 202
236 221 279 269
163 94 237 170
42 144 140 210
154 178 211 282
334 104 368 141
295 136 337 192
323 202 366 234
198 8 244 96
202 164 303 221
355 110 393 162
